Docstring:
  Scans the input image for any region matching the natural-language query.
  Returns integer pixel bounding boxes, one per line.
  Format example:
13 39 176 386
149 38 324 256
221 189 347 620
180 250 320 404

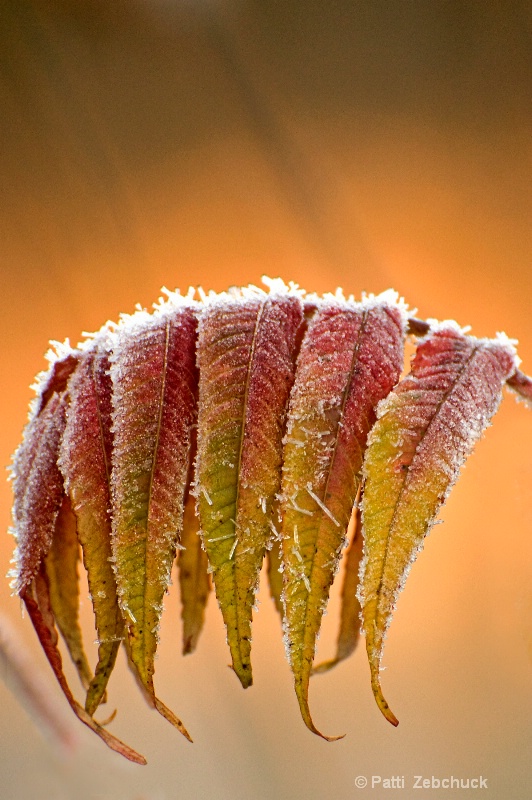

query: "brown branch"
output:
506 369 532 405
407 317 431 336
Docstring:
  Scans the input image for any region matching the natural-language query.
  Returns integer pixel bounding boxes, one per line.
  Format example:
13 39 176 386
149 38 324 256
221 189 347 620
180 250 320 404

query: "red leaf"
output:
109 297 198 739
60 337 123 714
11 352 76 593
21 569 146 765
279 293 406 737
507 368 532 406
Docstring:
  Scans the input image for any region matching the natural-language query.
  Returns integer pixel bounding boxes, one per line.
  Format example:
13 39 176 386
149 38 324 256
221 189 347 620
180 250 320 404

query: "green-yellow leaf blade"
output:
178 491 211 655
312 503 363 674
196 285 303 687
266 535 284 618
45 495 92 691
360 324 518 724
280 294 406 737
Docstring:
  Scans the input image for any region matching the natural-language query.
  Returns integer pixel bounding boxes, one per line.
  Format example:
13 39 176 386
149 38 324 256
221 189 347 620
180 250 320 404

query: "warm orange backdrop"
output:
1 3 530 799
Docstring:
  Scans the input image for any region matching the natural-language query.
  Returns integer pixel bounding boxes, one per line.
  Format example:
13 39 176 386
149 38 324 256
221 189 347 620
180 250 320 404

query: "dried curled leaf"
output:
360 324 518 725
279 293 406 738
196 284 303 686
109 297 197 739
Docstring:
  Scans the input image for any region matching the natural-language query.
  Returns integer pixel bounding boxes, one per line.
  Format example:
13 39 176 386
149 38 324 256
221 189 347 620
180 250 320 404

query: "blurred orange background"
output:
0 2 531 798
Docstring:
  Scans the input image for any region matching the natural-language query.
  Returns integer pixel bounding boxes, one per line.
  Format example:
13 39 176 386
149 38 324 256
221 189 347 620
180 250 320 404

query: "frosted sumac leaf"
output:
11 355 75 594
22 568 146 764
8 278 531 762
266 535 284 617
178 490 211 655
312 502 363 675
196 283 304 687
10 349 145 764
45 495 92 692
360 323 518 725
59 337 123 715
110 295 198 740
279 293 406 738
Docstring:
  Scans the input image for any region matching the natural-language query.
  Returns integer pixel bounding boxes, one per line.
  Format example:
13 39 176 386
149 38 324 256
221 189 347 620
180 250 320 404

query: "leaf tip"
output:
228 661 253 689
295 677 345 741
311 657 339 676
371 675 399 727
154 696 193 743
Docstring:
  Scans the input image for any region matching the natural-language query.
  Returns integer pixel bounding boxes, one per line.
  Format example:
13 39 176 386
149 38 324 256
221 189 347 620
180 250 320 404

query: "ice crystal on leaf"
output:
7 279 530 764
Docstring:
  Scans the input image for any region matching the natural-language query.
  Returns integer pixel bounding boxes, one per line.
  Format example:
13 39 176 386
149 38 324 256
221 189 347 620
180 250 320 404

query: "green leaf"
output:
178 490 211 655
360 324 518 725
279 294 406 738
196 284 303 687
109 297 197 739
312 502 363 674
266 535 284 618
45 495 92 691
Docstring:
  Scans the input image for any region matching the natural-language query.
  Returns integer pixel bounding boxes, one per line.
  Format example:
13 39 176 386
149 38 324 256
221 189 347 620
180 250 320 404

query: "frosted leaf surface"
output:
12 384 72 594
195 285 304 687
8 280 531 761
279 294 406 737
312 503 363 674
109 300 197 738
360 324 518 725
59 338 123 714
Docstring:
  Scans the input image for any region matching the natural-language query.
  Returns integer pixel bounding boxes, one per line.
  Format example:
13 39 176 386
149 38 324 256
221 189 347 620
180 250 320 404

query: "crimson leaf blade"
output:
109 296 197 739
59 337 124 714
279 293 406 738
